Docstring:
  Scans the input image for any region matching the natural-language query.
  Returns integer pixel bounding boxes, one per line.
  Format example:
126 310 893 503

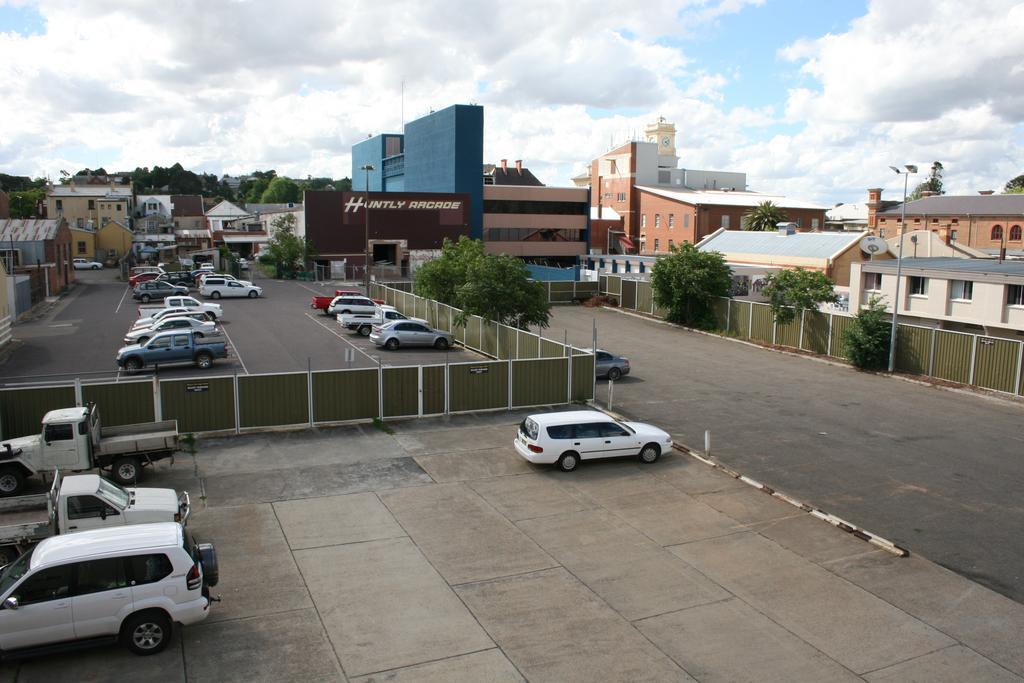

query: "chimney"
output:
500 159 507 172
979 190 994 195
920 190 936 198
515 160 522 174
866 187 883 234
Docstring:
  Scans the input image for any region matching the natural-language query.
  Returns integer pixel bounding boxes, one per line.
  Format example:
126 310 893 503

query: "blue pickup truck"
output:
116 329 228 372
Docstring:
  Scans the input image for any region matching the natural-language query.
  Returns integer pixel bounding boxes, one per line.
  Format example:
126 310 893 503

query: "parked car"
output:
591 349 630 381
132 280 189 303
128 271 160 288
124 315 217 345
116 330 229 371
156 271 194 287
311 290 385 314
0 403 180 494
200 278 262 299
514 410 673 472
369 320 454 350
238 258 249 270
325 295 377 316
137 296 223 322
337 305 425 336
0 471 191 564
0 522 216 657
72 258 102 270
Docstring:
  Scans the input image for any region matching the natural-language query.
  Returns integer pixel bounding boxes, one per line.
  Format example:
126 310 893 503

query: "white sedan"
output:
72 258 103 270
123 315 218 345
201 280 263 299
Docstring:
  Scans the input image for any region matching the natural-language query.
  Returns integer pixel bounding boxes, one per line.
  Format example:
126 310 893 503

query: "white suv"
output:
514 410 673 472
0 522 217 658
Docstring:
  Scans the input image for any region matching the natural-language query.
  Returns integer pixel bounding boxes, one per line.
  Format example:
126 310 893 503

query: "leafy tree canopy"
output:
742 201 788 231
842 295 891 370
8 188 45 218
649 243 732 328
260 177 301 204
264 213 316 275
761 268 838 325
1004 174 1024 194
908 161 944 200
0 173 47 192
415 236 551 329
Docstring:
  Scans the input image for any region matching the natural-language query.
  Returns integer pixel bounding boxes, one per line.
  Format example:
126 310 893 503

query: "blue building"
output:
352 104 484 239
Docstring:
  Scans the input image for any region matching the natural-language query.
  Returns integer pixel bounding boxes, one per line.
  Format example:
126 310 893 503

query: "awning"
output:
222 235 269 244
618 234 636 251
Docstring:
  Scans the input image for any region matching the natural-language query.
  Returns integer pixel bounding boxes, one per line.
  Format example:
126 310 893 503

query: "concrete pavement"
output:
3 410 1023 681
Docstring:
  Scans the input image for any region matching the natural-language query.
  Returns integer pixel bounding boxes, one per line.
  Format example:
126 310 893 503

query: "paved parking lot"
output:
545 304 1024 604
0 270 485 384
2 410 1021 681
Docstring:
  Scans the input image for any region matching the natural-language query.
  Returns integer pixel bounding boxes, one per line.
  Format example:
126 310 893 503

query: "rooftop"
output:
0 218 63 241
697 228 867 260
877 194 1024 216
637 186 826 210
863 257 1024 276
33 522 181 570
48 185 133 199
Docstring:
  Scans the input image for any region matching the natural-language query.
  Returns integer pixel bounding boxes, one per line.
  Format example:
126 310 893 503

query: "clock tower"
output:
644 117 677 159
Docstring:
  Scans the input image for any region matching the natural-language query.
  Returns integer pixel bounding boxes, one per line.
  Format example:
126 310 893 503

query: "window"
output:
43 423 73 442
654 214 661 228
616 192 626 202
668 239 674 249
74 557 128 596
547 425 573 439
116 203 121 211
55 199 63 211
668 214 675 229
1008 285 1024 306
574 423 602 438
172 335 190 346
609 160 617 174
949 280 973 301
77 241 86 254
952 218 959 224
87 200 95 210
1011 225 1022 241
148 336 172 349
721 215 730 229
67 495 118 520
864 273 882 291
950 230 958 241
127 554 173 585
991 225 1003 241
599 422 630 437
13 565 72 605
683 214 690 228
653 238 660 252
879 228 886 238
909 276 928 296
811 218 819 229
641 215 646 228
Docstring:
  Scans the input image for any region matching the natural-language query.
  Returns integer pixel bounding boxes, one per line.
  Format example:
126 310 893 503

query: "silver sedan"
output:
369 321 454 350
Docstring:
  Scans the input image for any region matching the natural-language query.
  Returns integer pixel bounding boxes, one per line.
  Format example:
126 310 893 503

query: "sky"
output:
0 0 1022 207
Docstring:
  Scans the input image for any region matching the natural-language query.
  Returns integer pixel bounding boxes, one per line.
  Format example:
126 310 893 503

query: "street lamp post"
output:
360 164 374 291
887 164 918 373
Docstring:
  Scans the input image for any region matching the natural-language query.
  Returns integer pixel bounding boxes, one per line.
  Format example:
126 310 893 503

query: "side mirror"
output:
4 596 18 610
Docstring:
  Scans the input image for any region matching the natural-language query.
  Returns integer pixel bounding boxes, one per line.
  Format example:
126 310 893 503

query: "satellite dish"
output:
860 235 888 255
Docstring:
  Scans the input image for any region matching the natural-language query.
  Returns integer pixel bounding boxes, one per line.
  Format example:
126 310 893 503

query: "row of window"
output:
54 200 123 212
5 554 173 606
865 274 1024 305
485 228 583 241
641 213 688 230
482 200 588 215
992 225 1023 241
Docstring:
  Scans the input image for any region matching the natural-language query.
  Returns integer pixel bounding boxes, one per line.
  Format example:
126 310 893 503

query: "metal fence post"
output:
565 331 572 404
798 309 805 351
772 318 777 345
826 314 834 356
515 328 520 360
153 376 162 422
508 357 513 410
233 373 240 434
929 328 937 377
306 359 314 428
1016 341 1024 396
377 356 384 419
418 365 424 416
726 298 731 331
444 356 450 414
968 335 978 385
74 377 83 407
748 303 753 340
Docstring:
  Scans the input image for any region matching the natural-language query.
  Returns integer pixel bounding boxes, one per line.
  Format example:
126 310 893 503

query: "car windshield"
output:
98 477 130 509
0 547 34 595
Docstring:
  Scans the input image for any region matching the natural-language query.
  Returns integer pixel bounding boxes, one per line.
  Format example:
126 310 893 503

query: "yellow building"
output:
97 219 134 261
46 182 133 230
68 226 97 260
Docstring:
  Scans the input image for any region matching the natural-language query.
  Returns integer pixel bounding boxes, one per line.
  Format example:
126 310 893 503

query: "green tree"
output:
260 177 301 203
1003 174 1024 194
415 237 551 329
909 161 944 200
761 268 838 325
649 243 732 328
8 188 45 218
265 214 316 275
842 296 891 370
741 201 788 231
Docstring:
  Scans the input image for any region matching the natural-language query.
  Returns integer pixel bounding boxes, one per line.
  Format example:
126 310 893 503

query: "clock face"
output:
661 137 671 146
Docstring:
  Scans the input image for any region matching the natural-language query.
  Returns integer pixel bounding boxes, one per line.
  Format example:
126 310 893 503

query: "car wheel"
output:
122 610 172 656
140 294 151 303
340 310 351 315
385 338 400 350
558 452 580 472
92 264 100 270
206 312 217 321
607 367 622 381
639 443 661 464
137 337 149 345
358 325 371 337
0 466 25 497
111 456 141 485
434 337 449 350
196 352 213 369
248 290 258 298
211 291 221 299
193 332 203 339
125 357 143 372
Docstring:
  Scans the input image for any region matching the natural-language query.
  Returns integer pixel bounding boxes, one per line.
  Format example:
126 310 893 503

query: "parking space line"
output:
304 312 380 365
114 286 131 314
220 326 249 375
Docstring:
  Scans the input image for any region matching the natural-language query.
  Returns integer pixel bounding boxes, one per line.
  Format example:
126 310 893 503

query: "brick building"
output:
866 190 1024 256
0 218 75 297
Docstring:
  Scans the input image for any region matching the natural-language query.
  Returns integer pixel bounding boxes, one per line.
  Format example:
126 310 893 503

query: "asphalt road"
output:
547 304 1024 604
0 269 483 384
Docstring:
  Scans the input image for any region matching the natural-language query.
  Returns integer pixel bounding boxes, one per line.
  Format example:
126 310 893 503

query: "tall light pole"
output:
887 164 918 372
360 164 374 291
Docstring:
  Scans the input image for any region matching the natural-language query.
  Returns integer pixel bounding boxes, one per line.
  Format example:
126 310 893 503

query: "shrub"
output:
842 296 891 370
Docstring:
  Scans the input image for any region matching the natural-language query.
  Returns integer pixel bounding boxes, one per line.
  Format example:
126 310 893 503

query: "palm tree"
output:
742 201 788 231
